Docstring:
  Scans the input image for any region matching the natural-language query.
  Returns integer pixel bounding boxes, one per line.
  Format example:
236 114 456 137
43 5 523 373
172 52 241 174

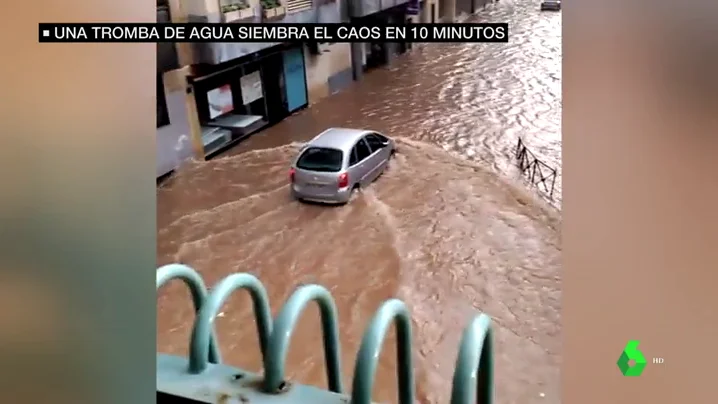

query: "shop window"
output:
157 73 170 128
207 85 235 120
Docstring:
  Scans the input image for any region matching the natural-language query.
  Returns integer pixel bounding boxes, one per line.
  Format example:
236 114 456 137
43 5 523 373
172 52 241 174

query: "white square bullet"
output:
42 30 50 37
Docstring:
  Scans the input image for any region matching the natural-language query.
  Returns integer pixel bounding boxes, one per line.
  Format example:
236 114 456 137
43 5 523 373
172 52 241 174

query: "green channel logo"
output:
617 340 647 376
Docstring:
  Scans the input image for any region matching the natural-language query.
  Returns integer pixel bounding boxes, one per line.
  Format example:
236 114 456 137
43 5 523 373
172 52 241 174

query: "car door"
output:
347 138 373 187
363 133 391 181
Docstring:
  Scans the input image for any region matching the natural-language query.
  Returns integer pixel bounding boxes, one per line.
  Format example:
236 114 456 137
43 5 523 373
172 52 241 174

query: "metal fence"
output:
515 137 557 199
156 263 495 404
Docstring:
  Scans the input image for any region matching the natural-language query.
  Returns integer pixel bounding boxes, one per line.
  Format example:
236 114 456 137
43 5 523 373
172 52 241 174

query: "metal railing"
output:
156 263 494 404
515 137 557 199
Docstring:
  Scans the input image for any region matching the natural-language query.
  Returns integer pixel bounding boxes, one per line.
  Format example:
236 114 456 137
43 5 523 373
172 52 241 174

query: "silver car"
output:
289 128 396 204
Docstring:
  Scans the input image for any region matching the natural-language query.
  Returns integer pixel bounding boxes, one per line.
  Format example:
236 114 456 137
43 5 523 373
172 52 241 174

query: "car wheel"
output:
384 149 395 172
348 184 360 203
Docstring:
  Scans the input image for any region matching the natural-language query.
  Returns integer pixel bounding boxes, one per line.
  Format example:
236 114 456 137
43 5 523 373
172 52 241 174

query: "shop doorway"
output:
261 52 288 124
364 42 388 70
282 47 308 113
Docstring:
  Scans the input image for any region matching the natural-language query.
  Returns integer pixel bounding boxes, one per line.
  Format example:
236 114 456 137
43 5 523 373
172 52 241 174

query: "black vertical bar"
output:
515 138 522 158
530 162 536 182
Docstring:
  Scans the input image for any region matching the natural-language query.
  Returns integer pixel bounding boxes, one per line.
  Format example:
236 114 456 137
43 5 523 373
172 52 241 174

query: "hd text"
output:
39 23 509 43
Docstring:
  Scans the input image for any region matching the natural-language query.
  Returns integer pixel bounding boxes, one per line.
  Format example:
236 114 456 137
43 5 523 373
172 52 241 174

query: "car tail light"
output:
338 173 349 188
289 168 295 183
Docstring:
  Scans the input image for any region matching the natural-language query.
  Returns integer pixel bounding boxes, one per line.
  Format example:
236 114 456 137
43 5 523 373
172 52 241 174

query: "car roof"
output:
307 128 374 152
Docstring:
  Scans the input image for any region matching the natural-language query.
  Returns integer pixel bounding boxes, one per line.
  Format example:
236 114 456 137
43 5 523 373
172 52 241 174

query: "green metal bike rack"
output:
263 284 343 394
188 272 273 374
156 264 494 404
351 299 415 404
156 264 221 365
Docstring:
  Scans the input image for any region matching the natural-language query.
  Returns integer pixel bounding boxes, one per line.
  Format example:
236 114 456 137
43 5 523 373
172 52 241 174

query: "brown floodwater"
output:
157 3 562 404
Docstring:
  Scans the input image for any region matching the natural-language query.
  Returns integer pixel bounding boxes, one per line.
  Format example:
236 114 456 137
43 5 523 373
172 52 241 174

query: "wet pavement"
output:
157 2 562 403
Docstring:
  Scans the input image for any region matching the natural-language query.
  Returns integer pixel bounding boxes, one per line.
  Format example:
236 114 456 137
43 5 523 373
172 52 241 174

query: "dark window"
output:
355 139 372 161
349 147 360 166
156 5 179 73
296 147 343 172
306 42 320 55
157 73 170 128
365 133 388 152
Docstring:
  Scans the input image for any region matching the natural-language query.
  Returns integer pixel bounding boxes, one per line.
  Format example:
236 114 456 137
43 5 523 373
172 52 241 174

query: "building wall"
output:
187 1 344 65
439 0 455 21
429 0 439 22
156 68 195 177
416 0 439 23
304 43 353 103
353 0 409 16
442 0 493 21
182 0 414 65
157 6 180 73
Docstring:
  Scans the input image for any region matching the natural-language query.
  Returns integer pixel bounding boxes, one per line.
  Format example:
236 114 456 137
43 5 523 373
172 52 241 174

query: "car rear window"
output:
296 147 343 172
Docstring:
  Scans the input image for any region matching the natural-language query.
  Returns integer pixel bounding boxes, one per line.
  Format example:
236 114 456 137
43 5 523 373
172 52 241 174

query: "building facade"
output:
441 0 492 21
157 0 488 178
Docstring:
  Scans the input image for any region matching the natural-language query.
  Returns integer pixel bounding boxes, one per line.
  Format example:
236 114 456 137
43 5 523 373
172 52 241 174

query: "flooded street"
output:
157 2 561 403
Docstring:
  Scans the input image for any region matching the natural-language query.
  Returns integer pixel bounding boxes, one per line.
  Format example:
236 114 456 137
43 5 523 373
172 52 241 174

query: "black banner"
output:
38 23 509 43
